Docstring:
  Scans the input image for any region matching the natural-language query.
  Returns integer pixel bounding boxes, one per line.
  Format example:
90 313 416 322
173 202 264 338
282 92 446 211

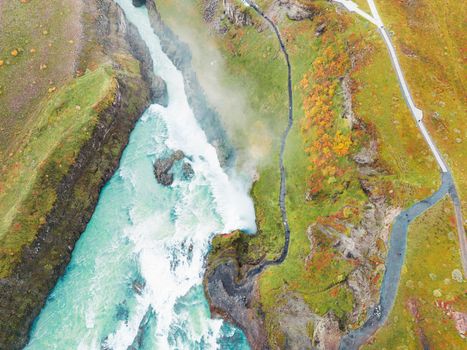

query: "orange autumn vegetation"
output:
300 41 351 196
300 26 372 199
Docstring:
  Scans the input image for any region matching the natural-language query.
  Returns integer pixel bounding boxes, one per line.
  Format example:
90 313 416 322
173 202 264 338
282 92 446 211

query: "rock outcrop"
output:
205 261 269 349
278 0 317 21
153 150 194 186
223 0 253 26
313 313 342 350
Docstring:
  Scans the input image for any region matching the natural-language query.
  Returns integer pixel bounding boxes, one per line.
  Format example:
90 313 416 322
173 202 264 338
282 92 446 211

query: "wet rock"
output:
205 261 268 349
132 280 145 295
173 149 184 161
132 0 146 7
152 75 168 107
154 159 175 186
129 307 155 350
153 150 186 186
182 162 194 180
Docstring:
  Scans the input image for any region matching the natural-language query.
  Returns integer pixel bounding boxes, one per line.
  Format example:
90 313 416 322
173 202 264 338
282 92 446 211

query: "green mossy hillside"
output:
364 198 466 349
0 66 116 277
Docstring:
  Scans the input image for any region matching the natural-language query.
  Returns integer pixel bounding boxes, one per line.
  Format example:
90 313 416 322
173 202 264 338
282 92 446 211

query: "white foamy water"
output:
26 1 254 349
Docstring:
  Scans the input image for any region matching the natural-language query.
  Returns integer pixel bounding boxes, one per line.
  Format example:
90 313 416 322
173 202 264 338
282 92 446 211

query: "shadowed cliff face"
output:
0 0 164 348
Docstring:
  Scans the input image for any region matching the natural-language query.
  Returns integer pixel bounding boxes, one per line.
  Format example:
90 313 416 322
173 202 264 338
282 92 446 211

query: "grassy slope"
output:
0 0 124 278
375 0 467 215
0 0 152 280
154 0 449 346
364 197 466 349
0 66 116 277
0 0 83 158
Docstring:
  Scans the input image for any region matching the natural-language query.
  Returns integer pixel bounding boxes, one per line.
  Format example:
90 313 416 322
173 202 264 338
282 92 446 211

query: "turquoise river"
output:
26 1 254 349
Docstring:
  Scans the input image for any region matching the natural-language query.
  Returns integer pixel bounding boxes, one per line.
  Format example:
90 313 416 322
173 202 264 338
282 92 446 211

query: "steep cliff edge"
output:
0 1 165 348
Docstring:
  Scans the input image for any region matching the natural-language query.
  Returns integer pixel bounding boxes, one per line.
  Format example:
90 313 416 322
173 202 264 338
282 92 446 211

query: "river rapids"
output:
26 1 254 349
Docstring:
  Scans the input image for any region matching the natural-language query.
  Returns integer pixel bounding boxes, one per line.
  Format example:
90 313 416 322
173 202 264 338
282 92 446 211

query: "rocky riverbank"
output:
0 0 165 348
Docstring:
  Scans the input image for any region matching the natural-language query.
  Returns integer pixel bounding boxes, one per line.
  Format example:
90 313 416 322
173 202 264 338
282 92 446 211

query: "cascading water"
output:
26 1 254 349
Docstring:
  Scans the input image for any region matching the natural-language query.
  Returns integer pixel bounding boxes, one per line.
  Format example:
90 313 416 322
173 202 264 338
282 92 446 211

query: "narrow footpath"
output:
243 0 294 278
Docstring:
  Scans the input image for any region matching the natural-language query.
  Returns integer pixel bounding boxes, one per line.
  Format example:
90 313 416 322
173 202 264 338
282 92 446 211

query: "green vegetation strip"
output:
0 66 116 277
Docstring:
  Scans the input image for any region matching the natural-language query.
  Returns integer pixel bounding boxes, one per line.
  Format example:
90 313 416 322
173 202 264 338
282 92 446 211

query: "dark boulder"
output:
182 162 194 180
132 0 146 7
153 150 186 186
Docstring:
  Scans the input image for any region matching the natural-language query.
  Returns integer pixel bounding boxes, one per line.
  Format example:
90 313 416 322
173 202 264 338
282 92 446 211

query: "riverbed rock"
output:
132 0 146 7
153 150 185 186
182 162 194 180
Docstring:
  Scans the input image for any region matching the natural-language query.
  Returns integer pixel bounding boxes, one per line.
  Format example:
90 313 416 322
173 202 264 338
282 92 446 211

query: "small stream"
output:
26 1 254 349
